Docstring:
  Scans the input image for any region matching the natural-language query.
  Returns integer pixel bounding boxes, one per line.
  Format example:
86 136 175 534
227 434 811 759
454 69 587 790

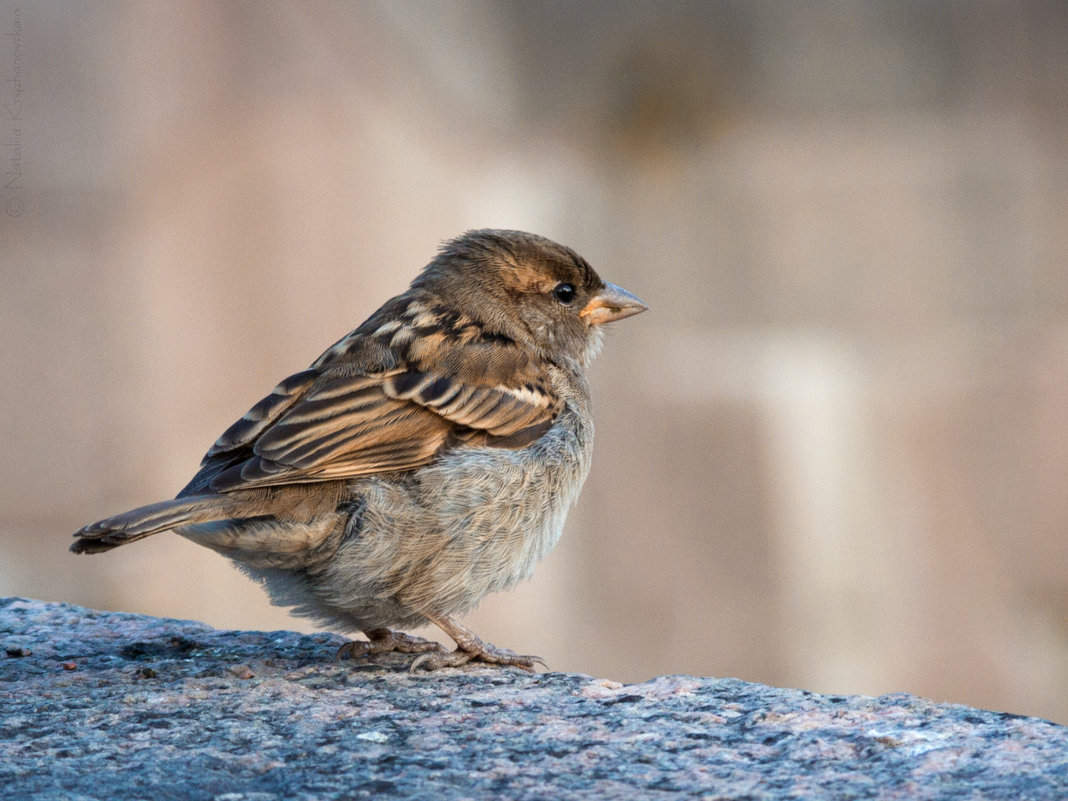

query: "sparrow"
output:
72 229 647 671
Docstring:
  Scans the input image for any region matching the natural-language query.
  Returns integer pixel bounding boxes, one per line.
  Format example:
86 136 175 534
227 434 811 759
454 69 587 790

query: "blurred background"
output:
2 1 1066 723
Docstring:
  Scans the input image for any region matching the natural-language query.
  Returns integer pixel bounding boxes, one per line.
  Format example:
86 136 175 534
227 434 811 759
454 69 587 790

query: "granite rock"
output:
1 597 1065 800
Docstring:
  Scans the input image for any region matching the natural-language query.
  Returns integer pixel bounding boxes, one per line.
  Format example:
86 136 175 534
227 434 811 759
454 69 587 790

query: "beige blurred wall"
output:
2 1 1066 723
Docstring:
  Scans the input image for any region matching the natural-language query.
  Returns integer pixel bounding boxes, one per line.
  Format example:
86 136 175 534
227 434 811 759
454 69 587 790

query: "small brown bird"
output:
72 229 647 670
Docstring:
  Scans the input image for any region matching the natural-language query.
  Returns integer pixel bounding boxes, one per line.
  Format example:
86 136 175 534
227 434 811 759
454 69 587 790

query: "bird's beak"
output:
580 281 649 325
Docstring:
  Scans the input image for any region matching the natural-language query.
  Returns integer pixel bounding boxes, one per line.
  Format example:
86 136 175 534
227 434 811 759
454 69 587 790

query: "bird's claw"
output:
337 629 447 661
409 643 546 673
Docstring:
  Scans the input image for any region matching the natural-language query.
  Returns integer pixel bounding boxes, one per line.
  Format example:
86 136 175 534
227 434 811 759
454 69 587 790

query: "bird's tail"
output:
70 494 237 554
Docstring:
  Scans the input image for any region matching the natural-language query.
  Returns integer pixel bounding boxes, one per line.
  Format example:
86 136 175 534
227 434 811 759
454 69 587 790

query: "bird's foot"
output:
410 615 546 672
409 643 545 672
336 628 447 661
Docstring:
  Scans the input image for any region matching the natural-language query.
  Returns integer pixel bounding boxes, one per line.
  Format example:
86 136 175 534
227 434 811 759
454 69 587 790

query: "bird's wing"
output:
197 334 559 493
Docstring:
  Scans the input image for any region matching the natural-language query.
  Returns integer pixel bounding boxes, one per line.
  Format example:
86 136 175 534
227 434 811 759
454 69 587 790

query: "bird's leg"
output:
409 614 546 672
336 628 447 661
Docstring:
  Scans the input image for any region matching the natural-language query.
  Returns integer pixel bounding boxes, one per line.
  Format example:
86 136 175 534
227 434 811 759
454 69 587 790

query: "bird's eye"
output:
552 283 576 304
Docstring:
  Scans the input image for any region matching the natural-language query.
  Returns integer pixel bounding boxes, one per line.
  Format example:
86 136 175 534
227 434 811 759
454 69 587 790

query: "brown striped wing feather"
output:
199 353 559 494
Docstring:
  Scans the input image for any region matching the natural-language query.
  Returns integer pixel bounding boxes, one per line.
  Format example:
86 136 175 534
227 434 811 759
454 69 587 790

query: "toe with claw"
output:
336 628 447 661
408 614 547 672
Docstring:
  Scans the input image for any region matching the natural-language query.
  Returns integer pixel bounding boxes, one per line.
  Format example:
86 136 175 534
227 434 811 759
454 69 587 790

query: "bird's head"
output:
414 229 648 368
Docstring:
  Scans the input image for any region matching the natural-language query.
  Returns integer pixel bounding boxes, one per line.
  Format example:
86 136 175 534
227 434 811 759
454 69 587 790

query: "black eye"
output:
552 283 576 304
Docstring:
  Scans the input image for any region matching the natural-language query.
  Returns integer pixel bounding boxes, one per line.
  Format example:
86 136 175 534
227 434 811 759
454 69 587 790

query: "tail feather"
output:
71 494 235 554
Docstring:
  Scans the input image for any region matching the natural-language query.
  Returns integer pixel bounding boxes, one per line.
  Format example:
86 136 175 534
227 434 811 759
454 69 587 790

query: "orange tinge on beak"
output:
580 281 649 325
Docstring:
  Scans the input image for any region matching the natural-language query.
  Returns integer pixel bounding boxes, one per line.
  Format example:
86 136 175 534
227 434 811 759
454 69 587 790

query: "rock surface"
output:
1 597 1065 800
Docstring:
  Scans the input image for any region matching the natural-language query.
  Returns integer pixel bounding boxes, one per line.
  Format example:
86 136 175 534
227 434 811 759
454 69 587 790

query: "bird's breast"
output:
341 400 594 617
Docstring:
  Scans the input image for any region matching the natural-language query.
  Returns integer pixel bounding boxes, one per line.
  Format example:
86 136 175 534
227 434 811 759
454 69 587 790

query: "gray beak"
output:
579 281 649 325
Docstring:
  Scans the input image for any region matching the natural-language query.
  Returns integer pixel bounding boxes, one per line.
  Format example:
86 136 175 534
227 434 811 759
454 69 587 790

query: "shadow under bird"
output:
72 229 647 670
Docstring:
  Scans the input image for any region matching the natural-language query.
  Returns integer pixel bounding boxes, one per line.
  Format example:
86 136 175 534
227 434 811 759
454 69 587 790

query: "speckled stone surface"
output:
2 598 1065 800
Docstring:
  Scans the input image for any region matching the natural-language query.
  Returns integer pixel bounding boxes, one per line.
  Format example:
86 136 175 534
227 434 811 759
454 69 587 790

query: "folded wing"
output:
196 345 559 494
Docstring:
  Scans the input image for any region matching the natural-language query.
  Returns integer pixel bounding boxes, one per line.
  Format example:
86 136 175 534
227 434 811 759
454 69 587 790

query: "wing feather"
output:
205 369 319 459
195 312 562 494
383 370 557 436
